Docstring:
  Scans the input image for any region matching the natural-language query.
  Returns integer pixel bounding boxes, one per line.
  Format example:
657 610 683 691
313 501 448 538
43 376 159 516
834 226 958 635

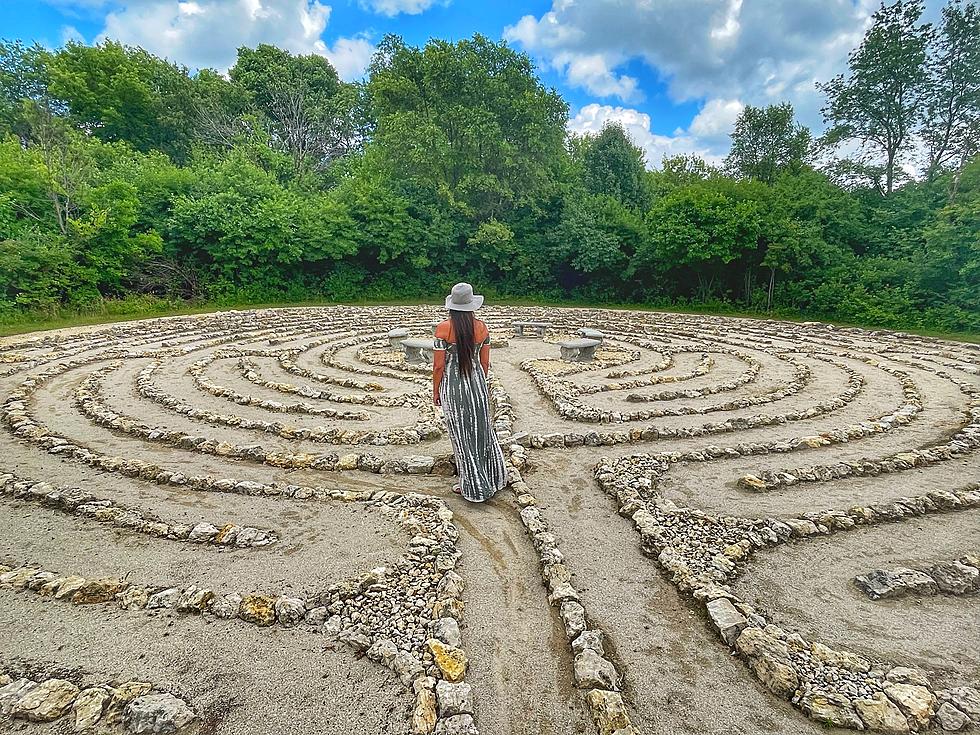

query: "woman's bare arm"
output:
432 349 445 405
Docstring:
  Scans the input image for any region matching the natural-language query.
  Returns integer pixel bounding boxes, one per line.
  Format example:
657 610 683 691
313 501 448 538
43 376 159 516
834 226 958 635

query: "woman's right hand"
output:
433 393 441 407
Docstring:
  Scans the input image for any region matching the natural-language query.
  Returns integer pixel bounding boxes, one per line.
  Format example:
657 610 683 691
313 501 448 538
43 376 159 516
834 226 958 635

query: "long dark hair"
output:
449 309 476 374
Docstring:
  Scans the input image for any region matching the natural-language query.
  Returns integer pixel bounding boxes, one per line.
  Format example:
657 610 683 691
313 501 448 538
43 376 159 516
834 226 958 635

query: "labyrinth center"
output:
0 305 978 735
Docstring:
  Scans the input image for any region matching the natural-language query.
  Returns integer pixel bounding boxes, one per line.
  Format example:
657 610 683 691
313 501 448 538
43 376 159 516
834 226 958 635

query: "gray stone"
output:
573 649 619 691
210 592 242 619
945 686 980 719
571 630 605 656
434 713 478 735
435 680 473 718
559 599 587 640
1 678 38 714
430 617 462 648
146 588 179 609
123 693 196 734
936 702 970 731
886 667 931 687
893 567 939 595
366 639 399 665
274 596 306 625
930 562 980 594
706 597 748 645
187 523 219 542
391 652 425 688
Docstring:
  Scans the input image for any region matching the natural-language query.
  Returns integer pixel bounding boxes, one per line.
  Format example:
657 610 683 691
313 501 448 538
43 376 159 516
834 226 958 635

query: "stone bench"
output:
577 328 605 343
513 321 551 337
402 338 435 364
388 327 410 350
429 320 442 335
559 338 601 362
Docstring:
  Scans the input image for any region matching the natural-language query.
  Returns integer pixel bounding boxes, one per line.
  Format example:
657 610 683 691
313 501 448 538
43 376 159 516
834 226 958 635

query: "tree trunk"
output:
767 268 775 312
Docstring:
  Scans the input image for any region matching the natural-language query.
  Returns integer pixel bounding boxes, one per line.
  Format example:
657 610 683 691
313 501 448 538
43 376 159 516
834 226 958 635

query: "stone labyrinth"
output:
1 305 978 735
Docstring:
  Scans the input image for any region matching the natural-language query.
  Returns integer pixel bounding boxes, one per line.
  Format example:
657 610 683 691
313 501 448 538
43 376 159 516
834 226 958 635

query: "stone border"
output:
139 359 443 447
0 663 196 733
0 471 277 547
593 453 980 733
854 556 980 599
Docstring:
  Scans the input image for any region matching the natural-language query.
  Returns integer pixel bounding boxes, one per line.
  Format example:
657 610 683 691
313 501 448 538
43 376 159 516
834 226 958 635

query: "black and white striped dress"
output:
434 334 507 502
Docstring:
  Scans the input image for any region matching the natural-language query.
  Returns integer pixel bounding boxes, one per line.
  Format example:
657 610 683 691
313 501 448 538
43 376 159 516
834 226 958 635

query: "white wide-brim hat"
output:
445 282 484 311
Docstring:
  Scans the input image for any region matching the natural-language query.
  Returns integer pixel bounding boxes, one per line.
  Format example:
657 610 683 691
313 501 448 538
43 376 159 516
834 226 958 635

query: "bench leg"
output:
580 347 597 361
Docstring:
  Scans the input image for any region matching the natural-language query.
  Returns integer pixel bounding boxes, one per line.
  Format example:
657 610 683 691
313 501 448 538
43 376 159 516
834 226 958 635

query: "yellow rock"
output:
410 689 437 734
239 594 277 626
214 524 238 544
72 578 128 604
426 639 467 682
337 453 360 470
738 474 768 491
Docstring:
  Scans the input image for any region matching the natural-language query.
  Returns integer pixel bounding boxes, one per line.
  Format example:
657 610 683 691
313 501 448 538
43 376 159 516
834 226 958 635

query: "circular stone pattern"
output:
1 305 978 735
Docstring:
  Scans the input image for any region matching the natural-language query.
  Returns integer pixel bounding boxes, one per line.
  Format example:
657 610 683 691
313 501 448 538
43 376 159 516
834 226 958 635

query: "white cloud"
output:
96 0 334 72
358 0 444 17
569 103 730 169
60 25 86 45
505 0 892 130
324 35 376 81
687 98 743 142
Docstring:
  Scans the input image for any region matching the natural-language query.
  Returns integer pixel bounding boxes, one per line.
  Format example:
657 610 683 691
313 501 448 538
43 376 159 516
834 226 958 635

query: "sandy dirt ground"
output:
1 305 977 734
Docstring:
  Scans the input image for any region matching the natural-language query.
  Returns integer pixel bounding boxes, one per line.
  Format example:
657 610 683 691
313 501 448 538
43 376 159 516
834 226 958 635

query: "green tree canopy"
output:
724 103 811 184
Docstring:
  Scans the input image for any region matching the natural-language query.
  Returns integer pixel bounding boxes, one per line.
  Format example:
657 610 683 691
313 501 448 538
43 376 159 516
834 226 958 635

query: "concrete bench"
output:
428 320 442 335
577 328 605 343
513 320 551 337
402 338 435 364
388 327 410 350
559 338 601 362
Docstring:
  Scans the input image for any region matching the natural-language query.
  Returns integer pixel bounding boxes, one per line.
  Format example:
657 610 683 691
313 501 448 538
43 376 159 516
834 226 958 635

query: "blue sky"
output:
0 0 945 166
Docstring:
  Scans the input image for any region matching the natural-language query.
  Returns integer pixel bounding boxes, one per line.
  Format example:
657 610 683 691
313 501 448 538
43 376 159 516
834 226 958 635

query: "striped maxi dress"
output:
434 333 507 502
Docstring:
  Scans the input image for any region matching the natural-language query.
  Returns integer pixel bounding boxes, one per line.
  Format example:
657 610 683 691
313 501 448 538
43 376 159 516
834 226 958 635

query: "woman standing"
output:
432 283 507 502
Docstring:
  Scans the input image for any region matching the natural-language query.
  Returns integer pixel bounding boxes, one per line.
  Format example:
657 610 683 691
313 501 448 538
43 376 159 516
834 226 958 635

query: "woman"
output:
432 283 507 502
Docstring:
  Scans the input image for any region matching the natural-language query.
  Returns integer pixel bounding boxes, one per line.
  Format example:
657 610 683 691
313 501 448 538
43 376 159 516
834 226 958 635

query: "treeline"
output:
1 0 978 332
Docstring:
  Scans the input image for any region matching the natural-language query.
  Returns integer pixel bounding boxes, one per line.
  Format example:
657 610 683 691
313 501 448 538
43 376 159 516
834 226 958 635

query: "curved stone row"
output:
0 354 449 476
240 355 428 407
738 365 979 491
0 484 464 660
188 351 371 418
523 341 864 424
0 471 277 547
593 453 980 733
138 360 442 447
625 349 761 401
854 557 980 599
0 663 195 733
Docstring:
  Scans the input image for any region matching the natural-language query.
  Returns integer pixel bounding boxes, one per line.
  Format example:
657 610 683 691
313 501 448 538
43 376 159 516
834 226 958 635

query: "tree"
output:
819 0 932 194
230 45 348 175
0 41 53 138
366 34 568 223
922 0 980 181
579 123 648 208
724 103 810 184
47 41 196 161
